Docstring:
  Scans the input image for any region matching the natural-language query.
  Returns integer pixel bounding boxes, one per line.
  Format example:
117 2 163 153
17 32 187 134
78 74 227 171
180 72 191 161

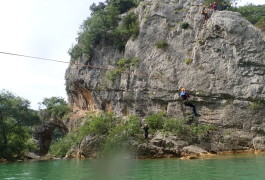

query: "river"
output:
1 154 265 180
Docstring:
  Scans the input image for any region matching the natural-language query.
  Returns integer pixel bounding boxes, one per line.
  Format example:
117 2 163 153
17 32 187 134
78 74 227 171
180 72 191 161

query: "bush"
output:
89 113 116 135
49 133 78 157
230 4 265 25
116 58 128 67
163 118 187 133
185 58 192 65
129 57 140 67
110 0 138 14
112 12 139 51
255 17 265 31
125 115 141 136
108 68 123 82
102 115 141 153
145 112 166 129
181 22 189 29
155 40 169 50
248 100 263 110
68 45 83 59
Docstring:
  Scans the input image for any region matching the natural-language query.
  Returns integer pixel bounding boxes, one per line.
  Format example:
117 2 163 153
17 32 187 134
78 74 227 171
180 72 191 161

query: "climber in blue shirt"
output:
180 88 197 116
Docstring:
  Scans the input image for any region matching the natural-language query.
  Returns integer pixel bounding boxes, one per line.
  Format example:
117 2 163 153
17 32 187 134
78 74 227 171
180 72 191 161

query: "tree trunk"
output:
2 131 8 156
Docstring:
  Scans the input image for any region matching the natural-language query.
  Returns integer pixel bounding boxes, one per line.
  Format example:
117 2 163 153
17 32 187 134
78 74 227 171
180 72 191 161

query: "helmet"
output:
181 88 185 91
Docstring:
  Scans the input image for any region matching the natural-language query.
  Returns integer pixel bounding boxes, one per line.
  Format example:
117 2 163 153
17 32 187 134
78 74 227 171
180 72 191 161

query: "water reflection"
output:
0 154 265 180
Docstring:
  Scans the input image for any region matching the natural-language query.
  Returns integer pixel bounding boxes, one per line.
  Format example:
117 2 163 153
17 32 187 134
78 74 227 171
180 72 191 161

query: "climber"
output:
143 124 149 139
211 2 218 11
201 6 209 21
221 3 228 11
180 88 197 116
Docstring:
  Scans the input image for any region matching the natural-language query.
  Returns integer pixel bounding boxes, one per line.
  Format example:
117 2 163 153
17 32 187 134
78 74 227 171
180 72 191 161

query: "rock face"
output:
33 118 68 155
65 0 265 156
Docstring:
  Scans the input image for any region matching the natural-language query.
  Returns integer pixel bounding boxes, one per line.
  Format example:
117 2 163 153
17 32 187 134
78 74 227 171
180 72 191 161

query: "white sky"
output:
0 0 102 109
0 0 263 110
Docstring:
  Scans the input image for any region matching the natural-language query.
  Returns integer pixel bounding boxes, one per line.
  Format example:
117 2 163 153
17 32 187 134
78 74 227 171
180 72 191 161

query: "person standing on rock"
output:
143 124 149 139
180 88 197 116
201 6 209 22
211 2 218 12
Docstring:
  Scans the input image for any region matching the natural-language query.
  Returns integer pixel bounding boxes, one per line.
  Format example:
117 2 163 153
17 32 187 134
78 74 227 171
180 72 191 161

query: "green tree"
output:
107 0 137 14
39 96 70 119
232 4 265 24
0 90 39 159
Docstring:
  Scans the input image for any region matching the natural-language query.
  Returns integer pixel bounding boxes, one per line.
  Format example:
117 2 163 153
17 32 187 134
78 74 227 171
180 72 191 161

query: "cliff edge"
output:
64 0 265 158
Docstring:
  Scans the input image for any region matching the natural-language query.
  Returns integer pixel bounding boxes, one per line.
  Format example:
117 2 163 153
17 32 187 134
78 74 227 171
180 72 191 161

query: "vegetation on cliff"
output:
231 4 265 31
68 0 141 60
49 112 215 158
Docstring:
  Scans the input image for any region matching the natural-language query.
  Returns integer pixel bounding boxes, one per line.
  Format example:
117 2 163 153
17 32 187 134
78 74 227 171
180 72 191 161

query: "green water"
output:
1 154 265 180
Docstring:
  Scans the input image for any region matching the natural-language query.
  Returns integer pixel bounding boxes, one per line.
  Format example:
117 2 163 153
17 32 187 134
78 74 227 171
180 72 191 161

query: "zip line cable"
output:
0 51 69 64
0 51 136 75
0 51 177 92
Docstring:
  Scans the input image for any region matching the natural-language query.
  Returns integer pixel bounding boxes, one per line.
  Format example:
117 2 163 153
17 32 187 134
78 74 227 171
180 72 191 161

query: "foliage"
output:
108 0 138 14
129 57 140 66
49 111 217 158
68 45 83 60
155 40 169 50
39 97 70 119
230 4 265 26
0 90 39 160
145 112 167 129
69 5 120 59
116 57 140 68
163 118 188 134
255 17 265 31
89 113 116 135
109 56 140 82
116 58 128 67
49 133 78 157
247 100 263 110
185 58 193 65
108 68 123 82
197 39 206 46
89 2 106 15
102 115 141 153
112 12 140 51
68 0 140 58
49 113 142 157
163 117 216 140
181 22 189 29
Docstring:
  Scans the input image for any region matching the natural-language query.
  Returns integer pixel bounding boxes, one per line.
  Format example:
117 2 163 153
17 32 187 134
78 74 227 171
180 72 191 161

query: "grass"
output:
185 58 192 65
181 22 189 29
155 40 169 50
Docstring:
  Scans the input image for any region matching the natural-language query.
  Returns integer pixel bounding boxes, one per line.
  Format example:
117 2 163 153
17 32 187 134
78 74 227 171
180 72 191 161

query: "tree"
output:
39 96 70 119
89 2 106 15
35 97 70 155
0 90 39 159
110 0 137 14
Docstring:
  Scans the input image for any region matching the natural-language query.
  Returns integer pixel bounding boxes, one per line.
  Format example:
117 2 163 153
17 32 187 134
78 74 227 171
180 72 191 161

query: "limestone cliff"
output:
65 0 265 157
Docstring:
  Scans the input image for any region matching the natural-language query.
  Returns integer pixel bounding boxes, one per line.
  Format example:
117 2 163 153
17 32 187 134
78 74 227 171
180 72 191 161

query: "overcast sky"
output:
0 0 263 110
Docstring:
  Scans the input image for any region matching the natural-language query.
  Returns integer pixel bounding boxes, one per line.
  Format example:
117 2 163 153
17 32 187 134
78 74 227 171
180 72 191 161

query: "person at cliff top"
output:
221 3 228 11
180 88 197 116
201 6 209 21
211 2 218 11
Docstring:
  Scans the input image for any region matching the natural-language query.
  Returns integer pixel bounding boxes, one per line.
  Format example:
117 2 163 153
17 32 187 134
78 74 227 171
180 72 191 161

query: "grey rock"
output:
182 145 208 155
65 0 265 156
